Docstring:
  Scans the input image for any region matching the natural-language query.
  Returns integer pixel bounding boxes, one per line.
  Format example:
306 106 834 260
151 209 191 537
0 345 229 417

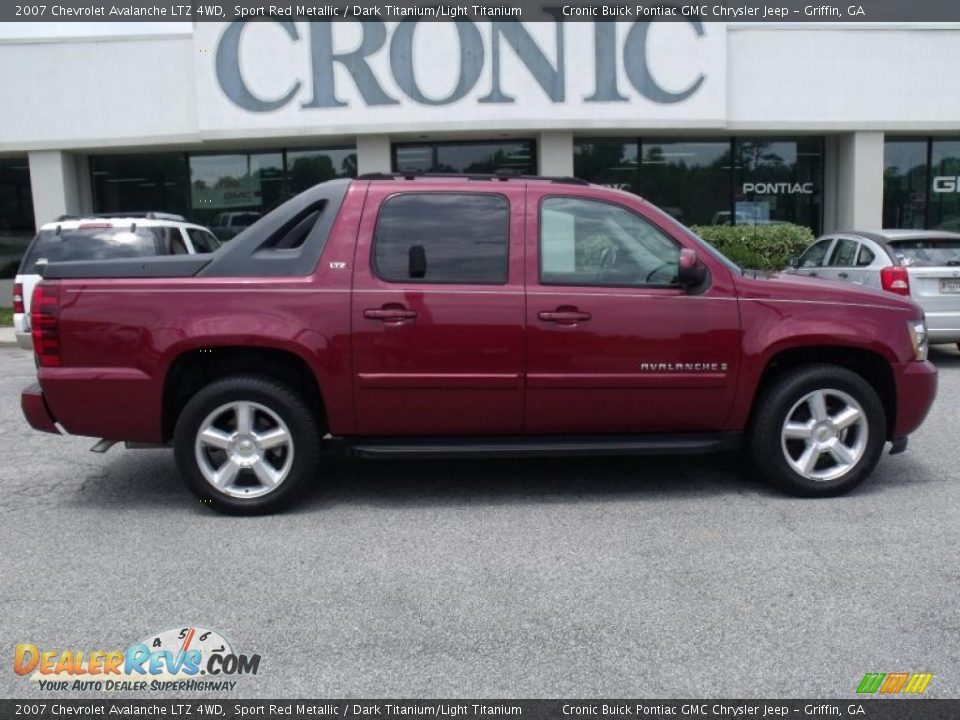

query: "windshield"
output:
889 239 960 267
19 227 159 274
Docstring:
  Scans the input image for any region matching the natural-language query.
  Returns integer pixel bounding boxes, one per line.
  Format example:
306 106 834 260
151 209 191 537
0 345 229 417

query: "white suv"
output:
13 214 219 349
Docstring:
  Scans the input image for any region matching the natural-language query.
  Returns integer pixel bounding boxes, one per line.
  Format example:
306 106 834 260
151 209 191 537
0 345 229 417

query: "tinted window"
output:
373 194 509 284
857 246 875 267
20 227 158 274
799 239 832 268
540 197 680 287
829 239 858 267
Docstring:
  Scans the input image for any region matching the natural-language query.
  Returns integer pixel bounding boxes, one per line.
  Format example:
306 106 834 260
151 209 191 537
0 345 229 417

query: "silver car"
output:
787 230 960 348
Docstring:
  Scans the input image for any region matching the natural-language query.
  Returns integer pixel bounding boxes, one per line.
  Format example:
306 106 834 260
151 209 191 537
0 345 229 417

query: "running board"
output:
333 433 741 460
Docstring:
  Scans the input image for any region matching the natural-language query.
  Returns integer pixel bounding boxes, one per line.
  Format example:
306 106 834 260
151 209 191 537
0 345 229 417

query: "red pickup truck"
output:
22 175 937 513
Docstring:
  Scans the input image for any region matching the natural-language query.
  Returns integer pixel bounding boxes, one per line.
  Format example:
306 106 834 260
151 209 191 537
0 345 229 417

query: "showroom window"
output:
574 137 823 234
883 137 960 231
930 139 960 231
643 139 731 227
91 153 190 221
0 157 35 277
91 146 356 230
733 137 823 231
393 140 536 175
373 193 510 284
883 139 928 229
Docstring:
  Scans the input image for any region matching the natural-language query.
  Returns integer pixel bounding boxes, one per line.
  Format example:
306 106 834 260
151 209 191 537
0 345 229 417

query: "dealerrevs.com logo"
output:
14 626 261 693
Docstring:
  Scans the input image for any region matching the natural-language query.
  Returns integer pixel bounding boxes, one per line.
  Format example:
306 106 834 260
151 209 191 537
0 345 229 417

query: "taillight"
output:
881 266 911 296
31 283 61 367
13 282 24 314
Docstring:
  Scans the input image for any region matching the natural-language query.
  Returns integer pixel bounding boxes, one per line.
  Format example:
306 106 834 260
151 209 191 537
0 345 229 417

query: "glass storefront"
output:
884 137 960 231
930 139 960 232
0 158 35 277
393 140 536 175
574 136 824 234
91 146 357 231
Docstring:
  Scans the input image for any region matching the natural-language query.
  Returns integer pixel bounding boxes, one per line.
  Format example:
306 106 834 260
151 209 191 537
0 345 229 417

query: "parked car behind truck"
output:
13 214 220 349
22 175 937 514
786 230 960 348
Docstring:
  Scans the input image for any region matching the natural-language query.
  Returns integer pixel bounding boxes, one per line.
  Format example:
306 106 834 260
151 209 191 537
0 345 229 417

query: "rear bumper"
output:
893 360 938 440
15 331 32 350
21 383 60 434
923 310 960 343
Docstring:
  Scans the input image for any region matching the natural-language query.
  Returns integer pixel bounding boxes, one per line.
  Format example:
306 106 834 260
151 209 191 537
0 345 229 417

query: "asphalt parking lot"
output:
1 345 959 700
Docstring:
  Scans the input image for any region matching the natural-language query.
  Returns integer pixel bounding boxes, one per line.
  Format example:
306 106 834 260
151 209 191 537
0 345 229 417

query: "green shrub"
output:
690 223 815 271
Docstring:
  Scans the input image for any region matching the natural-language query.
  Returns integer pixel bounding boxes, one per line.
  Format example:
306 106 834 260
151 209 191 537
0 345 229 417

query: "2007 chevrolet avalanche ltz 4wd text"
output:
21 175 938 514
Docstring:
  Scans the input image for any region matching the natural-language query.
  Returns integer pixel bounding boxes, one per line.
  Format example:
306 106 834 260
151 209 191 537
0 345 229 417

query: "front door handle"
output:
538 308 591 324
364 306 418 322
808 271 818 277
838 272 849 279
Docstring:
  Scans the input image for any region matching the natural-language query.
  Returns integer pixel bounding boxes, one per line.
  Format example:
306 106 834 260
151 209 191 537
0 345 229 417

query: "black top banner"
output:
0 700 958 720
6 0 960 22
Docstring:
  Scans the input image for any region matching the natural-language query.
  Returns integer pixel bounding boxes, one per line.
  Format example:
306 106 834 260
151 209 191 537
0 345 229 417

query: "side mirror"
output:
678 248 707 288
408 245 427 279
787 255 799 269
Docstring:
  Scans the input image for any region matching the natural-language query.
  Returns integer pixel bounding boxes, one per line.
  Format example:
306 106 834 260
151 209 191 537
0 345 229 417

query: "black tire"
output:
174 375 321 514
748 364 887 497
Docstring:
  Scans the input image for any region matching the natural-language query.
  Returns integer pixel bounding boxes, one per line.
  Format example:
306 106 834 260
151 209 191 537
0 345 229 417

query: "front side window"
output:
799 239 832 268
539 197 679 287
373 193 509 284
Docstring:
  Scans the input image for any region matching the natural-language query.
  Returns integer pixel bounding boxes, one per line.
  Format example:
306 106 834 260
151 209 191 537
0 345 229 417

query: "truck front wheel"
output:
174 375 321 514
748 364 887 497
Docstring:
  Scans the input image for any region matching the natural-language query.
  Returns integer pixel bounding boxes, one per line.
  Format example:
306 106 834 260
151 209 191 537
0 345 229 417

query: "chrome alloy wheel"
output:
194 401 295 498
780 388 868 482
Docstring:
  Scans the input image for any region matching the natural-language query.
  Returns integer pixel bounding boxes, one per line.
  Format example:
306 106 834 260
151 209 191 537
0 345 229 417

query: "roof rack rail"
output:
357 171 590 186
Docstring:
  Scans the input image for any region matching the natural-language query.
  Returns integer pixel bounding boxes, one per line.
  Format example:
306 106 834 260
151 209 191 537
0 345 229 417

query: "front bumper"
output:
893 360 938 440
21 383 60 434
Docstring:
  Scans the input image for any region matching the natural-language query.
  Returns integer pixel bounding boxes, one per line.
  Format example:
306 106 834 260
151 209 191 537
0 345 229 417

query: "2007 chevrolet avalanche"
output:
22 175 938 513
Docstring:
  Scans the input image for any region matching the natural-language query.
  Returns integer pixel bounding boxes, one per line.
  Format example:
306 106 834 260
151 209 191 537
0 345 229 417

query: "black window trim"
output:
371 191 512 287
537 194 684 291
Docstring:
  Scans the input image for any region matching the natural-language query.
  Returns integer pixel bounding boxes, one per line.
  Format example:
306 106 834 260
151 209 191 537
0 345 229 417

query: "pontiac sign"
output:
194 21 727 135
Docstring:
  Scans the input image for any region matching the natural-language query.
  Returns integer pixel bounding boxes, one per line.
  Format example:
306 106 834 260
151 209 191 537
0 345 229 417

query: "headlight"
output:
907 319 928 362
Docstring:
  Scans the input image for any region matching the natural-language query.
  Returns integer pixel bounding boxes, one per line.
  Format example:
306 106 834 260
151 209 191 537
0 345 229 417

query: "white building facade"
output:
1 20 959 255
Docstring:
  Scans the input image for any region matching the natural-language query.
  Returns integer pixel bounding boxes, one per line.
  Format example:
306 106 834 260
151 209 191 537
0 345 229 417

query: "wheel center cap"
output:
230 435 260 464
814 424 834 443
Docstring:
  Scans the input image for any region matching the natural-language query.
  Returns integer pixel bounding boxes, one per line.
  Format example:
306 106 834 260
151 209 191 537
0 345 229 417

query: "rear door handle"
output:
538 309 591 324
364 307 418 322
838 272 849 279
808 271 818 277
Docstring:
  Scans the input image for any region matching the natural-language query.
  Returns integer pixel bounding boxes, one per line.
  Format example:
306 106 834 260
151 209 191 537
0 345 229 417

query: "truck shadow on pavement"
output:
70 445 940 515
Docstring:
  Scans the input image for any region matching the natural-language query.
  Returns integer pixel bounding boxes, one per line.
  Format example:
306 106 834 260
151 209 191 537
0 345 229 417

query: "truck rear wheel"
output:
174 375 321 514
748 364 886 497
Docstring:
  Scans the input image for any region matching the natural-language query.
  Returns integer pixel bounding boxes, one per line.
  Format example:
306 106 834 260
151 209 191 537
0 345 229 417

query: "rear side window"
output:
889 238 960 267
19 227 158 274
829 239 858 267
187 228 221 253
373 193 509 284
857 246 875 267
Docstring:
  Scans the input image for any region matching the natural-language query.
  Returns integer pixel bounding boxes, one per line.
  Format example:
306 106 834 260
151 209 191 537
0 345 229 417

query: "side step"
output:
333 433 740 460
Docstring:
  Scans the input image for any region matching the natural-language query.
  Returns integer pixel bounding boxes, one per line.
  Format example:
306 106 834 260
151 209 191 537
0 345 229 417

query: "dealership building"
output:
1 19 959 263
